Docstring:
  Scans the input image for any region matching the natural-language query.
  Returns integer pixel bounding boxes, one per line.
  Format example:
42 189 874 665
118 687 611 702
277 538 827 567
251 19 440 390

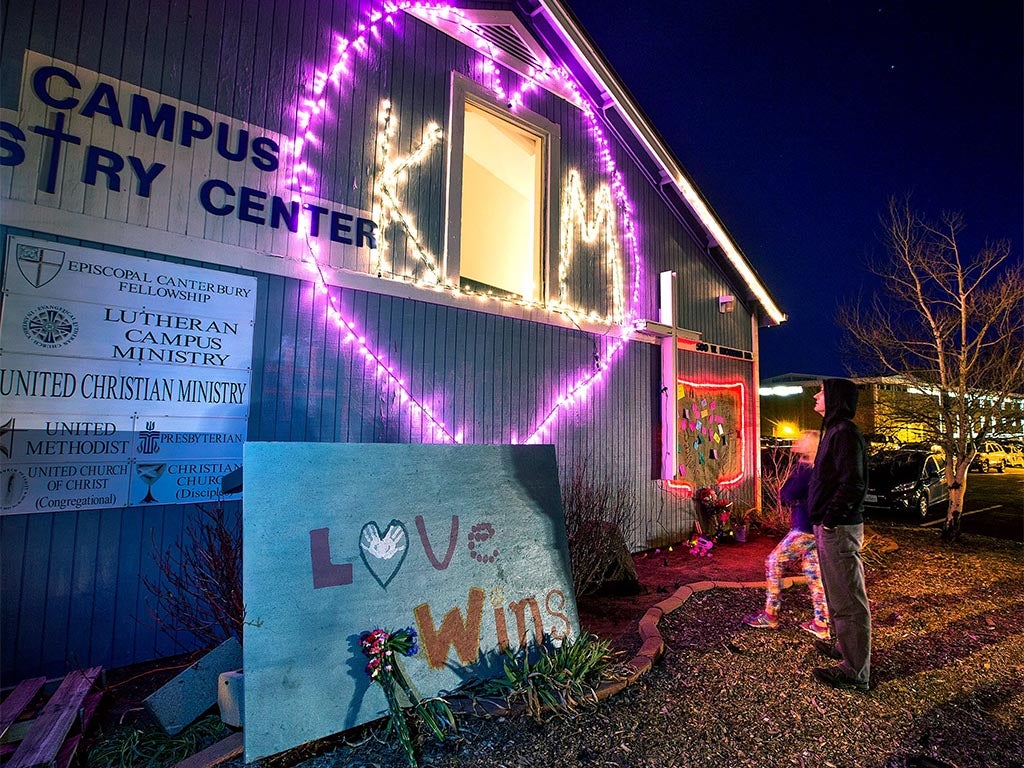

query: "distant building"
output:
760 374 1024 444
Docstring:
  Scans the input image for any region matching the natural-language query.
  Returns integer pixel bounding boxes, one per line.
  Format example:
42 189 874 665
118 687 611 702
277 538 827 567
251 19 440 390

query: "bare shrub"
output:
144 503 244 650
560 462 639 596
757 447 798 534
839 199 1024 540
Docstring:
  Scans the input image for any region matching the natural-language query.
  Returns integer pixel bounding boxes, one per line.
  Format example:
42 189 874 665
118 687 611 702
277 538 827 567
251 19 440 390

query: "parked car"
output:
1002 442 1024 468
969 441 1007 473
865 433 901 455
900 441 945 454
866 449 949 520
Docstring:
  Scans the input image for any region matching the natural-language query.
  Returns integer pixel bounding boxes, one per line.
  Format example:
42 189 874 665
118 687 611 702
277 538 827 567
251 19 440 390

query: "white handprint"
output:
362 524 406 560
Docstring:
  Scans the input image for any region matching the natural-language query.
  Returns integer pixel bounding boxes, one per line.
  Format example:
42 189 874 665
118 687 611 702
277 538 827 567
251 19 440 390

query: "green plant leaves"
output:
466 631 618 722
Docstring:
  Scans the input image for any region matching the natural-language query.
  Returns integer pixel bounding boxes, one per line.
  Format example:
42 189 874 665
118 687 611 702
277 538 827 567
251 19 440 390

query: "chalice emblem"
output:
136 463 167 503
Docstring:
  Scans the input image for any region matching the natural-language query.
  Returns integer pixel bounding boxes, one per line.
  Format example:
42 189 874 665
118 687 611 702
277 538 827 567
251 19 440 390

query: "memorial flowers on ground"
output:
695 486 735 541
358 626 457 767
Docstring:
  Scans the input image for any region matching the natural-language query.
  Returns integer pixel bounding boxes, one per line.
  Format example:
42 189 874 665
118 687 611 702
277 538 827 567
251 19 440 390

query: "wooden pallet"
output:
0 667 103 768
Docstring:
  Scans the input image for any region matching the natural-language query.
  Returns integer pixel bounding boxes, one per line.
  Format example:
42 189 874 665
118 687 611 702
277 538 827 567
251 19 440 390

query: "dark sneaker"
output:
813 638 843 660
812 666 869 692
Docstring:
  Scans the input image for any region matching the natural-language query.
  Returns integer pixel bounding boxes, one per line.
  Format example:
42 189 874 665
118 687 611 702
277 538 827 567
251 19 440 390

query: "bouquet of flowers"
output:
695 486 734 541
359 627 457 767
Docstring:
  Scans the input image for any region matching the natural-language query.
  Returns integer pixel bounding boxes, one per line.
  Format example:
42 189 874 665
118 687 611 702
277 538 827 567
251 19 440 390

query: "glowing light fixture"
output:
372 100 445 282
759 385 804 397
559 169 625 324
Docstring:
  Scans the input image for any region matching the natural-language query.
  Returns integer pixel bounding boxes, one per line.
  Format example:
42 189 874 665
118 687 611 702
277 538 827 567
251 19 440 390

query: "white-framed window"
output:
445 74 559 302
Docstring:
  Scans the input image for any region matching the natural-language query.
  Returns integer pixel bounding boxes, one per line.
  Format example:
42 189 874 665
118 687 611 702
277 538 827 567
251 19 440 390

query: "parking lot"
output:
866 466 1024 542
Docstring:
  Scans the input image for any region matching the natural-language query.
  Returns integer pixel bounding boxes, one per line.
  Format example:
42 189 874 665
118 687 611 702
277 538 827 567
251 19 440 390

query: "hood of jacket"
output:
822 378 859 425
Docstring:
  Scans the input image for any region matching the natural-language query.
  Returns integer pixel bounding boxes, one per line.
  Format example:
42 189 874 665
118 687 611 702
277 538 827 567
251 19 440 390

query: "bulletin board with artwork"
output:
670 379 745 491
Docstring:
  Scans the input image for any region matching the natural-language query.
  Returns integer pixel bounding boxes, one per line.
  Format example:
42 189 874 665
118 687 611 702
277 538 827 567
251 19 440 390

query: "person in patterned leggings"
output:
743 431 830 638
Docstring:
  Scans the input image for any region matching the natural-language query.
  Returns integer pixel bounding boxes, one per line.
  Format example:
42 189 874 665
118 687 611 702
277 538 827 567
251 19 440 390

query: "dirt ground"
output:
271 525 1024 768
82 532 778 754
88 527 1024 768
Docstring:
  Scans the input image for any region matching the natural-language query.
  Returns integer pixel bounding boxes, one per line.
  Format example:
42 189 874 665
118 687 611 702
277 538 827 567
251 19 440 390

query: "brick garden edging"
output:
449 529 900 713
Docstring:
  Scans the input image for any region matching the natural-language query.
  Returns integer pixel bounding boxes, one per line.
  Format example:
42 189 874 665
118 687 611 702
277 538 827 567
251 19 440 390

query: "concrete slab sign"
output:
241 442 578 762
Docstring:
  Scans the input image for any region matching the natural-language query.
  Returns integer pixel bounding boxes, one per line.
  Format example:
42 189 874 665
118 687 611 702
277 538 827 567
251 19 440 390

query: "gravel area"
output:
237 527 1023 768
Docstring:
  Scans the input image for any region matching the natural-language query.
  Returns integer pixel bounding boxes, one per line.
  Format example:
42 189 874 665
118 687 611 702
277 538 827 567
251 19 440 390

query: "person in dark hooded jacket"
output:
807 378 871 692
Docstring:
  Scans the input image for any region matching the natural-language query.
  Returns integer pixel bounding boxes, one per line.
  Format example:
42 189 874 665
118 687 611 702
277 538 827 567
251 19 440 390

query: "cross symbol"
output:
17 247 64 287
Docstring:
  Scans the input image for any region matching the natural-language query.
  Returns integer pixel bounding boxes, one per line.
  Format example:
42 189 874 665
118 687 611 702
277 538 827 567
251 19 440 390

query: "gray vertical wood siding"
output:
0 0 766 681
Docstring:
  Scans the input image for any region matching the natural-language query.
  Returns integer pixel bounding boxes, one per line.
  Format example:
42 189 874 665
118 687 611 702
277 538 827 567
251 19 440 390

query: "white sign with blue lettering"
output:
0 236 256 514
0 51 377 274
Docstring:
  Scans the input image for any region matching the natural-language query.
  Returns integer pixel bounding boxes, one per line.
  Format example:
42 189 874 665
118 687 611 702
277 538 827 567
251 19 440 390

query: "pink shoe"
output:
743 611 779 629
800 619 830 639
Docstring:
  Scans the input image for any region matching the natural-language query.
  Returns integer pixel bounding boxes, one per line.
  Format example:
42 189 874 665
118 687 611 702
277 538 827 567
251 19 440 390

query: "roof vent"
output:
473 22 545 70
404 8 573 99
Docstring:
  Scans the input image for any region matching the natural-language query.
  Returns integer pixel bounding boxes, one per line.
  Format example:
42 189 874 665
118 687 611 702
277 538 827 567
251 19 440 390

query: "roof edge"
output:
536 0 787 326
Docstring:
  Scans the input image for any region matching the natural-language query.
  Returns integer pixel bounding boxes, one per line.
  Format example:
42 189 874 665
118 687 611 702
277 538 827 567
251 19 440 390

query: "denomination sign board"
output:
0 236 256 513
242 442 579 763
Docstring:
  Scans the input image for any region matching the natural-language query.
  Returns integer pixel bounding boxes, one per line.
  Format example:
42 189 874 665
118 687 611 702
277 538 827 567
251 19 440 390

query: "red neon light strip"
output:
667 378 746 492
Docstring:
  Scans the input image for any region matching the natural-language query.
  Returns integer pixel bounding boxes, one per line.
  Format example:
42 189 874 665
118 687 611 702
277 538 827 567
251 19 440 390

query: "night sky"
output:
565 2 1023 378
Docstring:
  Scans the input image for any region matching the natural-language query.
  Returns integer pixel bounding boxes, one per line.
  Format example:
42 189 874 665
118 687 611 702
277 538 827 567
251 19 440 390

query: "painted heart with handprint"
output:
359 519 408 589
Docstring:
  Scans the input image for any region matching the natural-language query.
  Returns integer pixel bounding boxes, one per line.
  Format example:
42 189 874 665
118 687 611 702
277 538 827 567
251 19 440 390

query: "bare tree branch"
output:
839 198 1024 541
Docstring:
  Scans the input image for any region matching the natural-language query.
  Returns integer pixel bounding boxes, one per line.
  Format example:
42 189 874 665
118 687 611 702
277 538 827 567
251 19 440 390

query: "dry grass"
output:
229 527 1023 768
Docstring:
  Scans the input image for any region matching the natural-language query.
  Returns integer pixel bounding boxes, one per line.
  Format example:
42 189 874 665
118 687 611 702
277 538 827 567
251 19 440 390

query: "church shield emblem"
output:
16 245 66 289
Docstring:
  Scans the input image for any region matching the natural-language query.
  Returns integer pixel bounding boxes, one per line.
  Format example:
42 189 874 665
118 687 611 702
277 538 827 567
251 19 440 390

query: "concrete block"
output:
638 616 660 642
144 637 242 734
217 670 244 728
638 637 663 661
627 657 652 679
642 606 664 624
